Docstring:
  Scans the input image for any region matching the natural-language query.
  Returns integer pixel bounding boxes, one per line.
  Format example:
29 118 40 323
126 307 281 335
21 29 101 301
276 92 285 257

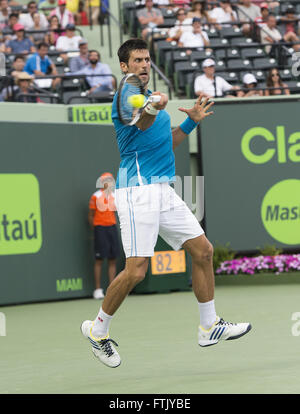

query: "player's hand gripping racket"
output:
117 73 161 126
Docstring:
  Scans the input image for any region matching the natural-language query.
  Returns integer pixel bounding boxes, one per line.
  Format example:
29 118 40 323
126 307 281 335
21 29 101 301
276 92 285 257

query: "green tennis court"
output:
1 283 299 394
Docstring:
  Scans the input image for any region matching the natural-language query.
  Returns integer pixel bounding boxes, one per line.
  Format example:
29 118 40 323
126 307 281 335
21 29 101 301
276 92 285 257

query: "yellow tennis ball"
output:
128 94 145 108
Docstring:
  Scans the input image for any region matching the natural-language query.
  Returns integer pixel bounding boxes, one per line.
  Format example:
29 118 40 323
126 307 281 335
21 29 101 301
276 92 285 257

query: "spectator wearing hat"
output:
14 71 40 103
209 0 238 29
178 16 210 50
136 0 164 40
167 8 193 42
88 173 120 300
50 0 75 29
194 58 242 97
264 68 290 96
71 49 115 94
69 38 89 72
254 3 269 28
261 13 300 54
55 23 82 64
240 73 263 97
5 23 36 54
24 41 61 88
55 23 82 51
19 1 49 30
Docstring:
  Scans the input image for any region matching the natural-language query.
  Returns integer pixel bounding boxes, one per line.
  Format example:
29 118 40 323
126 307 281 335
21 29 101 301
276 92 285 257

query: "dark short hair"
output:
267 12 276 18
9 13 19 19
117 38 148 65
37 41 49 49
27 1 37 7
176 8 186 17
89 49 100 60
14 54 25 62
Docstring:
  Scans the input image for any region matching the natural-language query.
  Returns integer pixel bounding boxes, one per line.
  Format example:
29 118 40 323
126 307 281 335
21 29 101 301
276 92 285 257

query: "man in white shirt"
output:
19 1 49 30
168 7 193 41
261 13 300 53
194 58 242 97
209 0 238 29
178 17 210 50
55 23 82 63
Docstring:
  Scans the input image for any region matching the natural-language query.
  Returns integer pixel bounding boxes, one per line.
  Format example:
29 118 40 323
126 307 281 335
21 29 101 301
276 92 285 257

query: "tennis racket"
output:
117 73 161 126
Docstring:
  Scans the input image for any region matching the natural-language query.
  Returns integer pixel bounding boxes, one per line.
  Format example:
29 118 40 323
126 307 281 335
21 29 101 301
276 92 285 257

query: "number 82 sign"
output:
151 250 186 275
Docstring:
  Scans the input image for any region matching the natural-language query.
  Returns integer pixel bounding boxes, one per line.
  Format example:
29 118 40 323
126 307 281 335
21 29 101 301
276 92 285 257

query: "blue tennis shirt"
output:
111 91 175 189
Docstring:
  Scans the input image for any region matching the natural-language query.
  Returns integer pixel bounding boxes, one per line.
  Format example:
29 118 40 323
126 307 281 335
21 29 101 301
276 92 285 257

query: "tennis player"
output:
81 38 251 368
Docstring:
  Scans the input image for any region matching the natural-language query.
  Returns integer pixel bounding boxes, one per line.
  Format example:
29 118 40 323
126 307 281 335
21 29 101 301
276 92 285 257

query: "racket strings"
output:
118 74 145 125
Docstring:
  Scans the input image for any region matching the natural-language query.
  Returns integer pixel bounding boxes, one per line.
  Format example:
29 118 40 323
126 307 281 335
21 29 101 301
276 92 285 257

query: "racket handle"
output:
148 95 161 103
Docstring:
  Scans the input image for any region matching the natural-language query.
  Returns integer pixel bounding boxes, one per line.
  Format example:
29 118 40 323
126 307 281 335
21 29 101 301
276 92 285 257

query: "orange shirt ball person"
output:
88 172 120 300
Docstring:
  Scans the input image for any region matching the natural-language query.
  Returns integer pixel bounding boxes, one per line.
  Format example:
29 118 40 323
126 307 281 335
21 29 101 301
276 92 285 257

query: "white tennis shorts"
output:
115 182 204 258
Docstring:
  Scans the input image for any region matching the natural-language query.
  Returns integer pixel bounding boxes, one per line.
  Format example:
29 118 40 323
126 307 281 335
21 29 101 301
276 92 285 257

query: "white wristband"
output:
144 103 159 116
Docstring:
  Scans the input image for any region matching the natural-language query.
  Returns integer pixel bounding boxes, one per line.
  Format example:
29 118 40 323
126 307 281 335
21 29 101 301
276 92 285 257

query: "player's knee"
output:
124 268 146 286
193 240 214 265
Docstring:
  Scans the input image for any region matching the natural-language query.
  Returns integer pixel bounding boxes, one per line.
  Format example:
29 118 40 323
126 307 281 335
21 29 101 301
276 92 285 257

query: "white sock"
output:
91 307 113 339
198 299 217 330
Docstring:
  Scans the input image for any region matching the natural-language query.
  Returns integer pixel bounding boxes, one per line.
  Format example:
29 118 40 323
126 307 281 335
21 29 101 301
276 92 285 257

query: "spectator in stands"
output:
50 0 75 29
88 0 100 26
19 1 49 30
5 23 35 54
14 71 40 102
278 5 299 36
0 31 5 52
69 38 89 72
39 0 56 17
9 54 25 76
237 0 261 36
264 68 290 95
167 7 193 41
209 0 238 29
44 14 63 46
0 0 11 31
2 12 19 41
187 0 211 23
0 54 25 100
205 0 217 12
137 0 164 40
261 13 300 54
240 73 263 96
194 58 242 97
72 49 114 94
178 16 210 51
24 41 61 88
55 23 81 51
28 12 46 45
254 2 269 28
74 0 89 26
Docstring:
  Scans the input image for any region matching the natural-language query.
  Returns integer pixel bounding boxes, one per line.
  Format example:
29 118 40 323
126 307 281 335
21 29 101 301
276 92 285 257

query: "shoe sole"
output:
199 323 252 347
80 321 121 368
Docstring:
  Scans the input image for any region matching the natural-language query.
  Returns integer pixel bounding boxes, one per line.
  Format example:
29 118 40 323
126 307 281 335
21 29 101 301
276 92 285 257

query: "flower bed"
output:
216 254 300 275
